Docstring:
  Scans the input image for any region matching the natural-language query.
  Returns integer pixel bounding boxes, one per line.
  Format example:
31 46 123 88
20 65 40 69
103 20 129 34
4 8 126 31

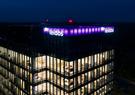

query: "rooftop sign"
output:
43 26 114 36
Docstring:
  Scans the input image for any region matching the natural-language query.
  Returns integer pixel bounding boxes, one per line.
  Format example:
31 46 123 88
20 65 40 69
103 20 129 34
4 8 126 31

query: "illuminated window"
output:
0 46 114 94
61 60 64 74
50 56 53 70
81 58 84 72
47 56 50 69
54 57 56 71
57 59 60 72
78 59 81 72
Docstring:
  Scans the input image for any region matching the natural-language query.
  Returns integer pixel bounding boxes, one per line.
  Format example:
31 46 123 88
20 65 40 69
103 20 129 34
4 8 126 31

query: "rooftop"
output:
0 23 114 60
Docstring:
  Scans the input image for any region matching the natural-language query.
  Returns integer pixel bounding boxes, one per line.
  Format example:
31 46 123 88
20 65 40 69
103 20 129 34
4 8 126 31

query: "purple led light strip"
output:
43 26 114 36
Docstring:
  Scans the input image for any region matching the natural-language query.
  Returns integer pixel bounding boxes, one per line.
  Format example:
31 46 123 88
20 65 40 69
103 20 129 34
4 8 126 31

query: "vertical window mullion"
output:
60 59 61 95
87 57 88 94
80 58 82 94
53 57 55 95
45 55 47 93
64 60 65 95
73 61 74 95
48 57 50 94
56 58 58 95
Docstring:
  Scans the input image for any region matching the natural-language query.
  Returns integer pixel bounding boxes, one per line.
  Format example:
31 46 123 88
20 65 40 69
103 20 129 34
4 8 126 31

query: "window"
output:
88 56 91 69
57 59 60 72
50 56 53 70
84 57 88 70
61 60 64 74
94 54 97 66
54 57 56 71
78 59 81 72
69 61 73 76
88 71 91 80
47 56 50 69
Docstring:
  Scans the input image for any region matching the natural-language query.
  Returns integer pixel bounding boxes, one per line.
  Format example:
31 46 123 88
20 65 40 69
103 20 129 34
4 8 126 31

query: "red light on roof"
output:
68 19 74 24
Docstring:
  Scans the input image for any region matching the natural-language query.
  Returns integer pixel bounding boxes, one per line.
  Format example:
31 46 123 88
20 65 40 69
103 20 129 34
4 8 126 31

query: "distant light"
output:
45 19 49 22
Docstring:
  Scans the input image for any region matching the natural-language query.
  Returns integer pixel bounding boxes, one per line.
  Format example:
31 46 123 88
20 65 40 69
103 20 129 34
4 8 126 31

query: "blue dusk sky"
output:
0 0 135 22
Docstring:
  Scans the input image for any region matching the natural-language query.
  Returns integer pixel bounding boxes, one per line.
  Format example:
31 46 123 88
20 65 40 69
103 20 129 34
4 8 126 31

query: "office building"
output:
0 23 114 95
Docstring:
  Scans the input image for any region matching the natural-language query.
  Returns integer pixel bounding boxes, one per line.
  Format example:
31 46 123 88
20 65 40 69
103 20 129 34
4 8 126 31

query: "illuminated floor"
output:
0 46 114 95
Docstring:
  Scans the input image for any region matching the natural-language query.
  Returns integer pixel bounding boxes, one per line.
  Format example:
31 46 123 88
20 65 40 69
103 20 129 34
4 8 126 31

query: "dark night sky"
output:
0 0 135 22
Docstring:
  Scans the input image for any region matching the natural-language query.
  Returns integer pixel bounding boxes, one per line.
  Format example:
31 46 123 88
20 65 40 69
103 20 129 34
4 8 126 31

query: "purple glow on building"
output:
74 29 77 34
78 29 81 34
95 28 98 32
86 28 88 33
98 28 101 32
43 26 114 36
89 28 91 33
82 28 85 33
64 29 68 35
70 29 74 35
92 28 94 33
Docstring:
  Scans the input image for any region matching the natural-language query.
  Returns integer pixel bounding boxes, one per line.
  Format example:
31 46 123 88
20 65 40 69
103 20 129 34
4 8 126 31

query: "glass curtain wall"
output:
35 49 114 95
0 46 114 95
0 46 32 95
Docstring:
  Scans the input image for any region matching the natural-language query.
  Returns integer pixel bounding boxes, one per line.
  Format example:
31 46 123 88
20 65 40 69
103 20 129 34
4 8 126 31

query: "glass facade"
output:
0 46 114 95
